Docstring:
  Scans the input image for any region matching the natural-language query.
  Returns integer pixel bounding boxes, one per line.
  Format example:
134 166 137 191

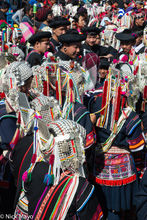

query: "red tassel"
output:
144 86 147 99
49 154 55 165
134 65 139 75
31 153 37 163
43 81 47 96
121 96 126 109
101 81 108 115
50 56 56 62
0 92 5 100
115 86 121 121
17 111 21 124
69 79 73 89
56 81 59 100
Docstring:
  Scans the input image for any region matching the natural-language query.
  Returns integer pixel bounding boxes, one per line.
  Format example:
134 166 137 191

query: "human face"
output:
64 42 81 59
20 77 33 95
99 69 108 79
53 26 67 37
35 39 50 53
78 16 86 28
29 8 33 17
95 34 101 45
47 14 53 22
86 34 97 47
120 41 132 54
135 17 144 27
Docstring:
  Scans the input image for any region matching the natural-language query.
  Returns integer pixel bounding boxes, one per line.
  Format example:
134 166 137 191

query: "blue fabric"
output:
39 23 47 30
108 210 120 220
0 103 17 150
29 0 38 5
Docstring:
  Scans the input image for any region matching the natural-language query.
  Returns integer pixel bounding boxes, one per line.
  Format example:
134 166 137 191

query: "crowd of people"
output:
0 0 147 219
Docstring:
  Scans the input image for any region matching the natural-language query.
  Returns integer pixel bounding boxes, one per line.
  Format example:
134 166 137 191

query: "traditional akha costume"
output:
86 64 146 219
0 60 33 214
39 53 96 150
57 29 99 90
26 31 51 67
1 61 34 151
12 117 103 220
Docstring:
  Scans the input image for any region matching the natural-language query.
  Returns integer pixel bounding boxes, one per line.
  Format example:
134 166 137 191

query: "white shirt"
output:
12 8 24 24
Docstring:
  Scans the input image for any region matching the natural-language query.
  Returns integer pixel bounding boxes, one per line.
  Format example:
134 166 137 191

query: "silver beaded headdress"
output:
2 61 33 112
30 94 61 125
4 61 33 87
37 118 86 184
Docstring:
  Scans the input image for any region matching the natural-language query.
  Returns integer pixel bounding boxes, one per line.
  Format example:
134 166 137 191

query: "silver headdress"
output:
2 61 33 112
30 94 61 125
8 46 25 61
37 118 86 184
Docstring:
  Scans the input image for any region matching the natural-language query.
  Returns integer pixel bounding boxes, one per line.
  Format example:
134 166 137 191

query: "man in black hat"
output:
80 26 117 61
26 31 51 67
133 11 146 31
49 16 70 53
133 29 145 54
55 29 86 62
115 29 136 60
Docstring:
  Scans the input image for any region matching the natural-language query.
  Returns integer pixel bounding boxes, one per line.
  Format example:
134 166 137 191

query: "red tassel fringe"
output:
56 81 59 100
121 96 126 109
101 81 108 115
31 153 37 163
69 79 73 89
49 154 55 165
115 86 121 121
17 112 21 124
144 86 147 99
134 65 139 75
43 81 47 96
91 174 136 186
